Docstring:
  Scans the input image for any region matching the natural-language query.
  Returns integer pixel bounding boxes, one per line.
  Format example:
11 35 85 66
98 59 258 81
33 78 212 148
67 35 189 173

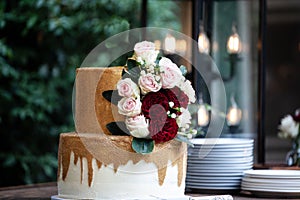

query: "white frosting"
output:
58 152 186 199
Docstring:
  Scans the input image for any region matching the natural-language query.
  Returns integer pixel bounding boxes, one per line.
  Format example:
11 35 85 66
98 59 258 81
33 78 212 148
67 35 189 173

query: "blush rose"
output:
118 97 141 117
159 57 182 89
117 78 140 97
138 73 162 94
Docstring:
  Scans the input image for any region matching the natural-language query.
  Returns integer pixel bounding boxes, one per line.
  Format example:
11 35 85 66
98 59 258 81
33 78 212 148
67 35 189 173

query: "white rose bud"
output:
134 41 159 65
125 115 150 138
177 108 192 128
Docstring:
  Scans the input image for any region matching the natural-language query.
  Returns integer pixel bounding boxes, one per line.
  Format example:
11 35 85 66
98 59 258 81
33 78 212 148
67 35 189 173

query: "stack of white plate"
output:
242 170 300 198
186 138 254 192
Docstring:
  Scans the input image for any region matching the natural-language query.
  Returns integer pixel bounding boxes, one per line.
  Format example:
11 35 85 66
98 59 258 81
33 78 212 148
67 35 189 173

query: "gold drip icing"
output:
158 166 168 186
173 155 185 187
58 132 187 187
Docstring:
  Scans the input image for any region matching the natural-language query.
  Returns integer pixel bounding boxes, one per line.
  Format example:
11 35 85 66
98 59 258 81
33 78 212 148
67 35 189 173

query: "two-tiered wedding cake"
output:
56 41 196 199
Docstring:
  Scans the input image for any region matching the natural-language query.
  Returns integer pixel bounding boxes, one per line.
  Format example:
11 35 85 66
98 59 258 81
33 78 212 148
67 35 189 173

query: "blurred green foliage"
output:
0 0 180 187
0 0 141 186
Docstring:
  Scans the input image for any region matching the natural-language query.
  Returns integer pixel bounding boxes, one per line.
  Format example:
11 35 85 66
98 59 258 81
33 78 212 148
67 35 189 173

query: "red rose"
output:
162 89 180 108
170 87 189 108
293 109 300 122
150 118 178 143
141 90 169 119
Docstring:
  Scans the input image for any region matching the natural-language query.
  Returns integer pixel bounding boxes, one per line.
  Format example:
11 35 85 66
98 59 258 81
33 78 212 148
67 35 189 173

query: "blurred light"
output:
164 34 176 53
197 95 209 127
154 40 161 50
227 95 242 126
176 39 187 56
227 24 242 54
198 24 210 54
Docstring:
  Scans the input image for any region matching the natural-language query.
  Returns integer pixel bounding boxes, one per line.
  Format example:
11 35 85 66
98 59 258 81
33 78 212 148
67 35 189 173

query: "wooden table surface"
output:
0 182 294 200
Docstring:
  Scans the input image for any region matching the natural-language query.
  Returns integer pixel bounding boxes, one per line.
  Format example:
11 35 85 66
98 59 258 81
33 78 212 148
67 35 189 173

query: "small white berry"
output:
171 113 177 118
140 70 146 75
169 102 174 108
191 129 197 135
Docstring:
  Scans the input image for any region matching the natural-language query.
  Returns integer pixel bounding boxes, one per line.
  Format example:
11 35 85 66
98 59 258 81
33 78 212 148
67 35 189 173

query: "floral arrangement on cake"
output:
278 108 300 166
104 41 197 154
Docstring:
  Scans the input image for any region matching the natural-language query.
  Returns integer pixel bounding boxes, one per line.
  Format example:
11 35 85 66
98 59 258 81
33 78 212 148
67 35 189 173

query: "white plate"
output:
187 156 253 162
186 172 244 176
186 172 243 179
188 152 253 157
191 144 254 150
187 168 251 173
190 138 253 145
242 177 300 184
188 162 253 167
186 184 240 190
189 146 254 151
241 182 300 189
189 146 253 151
186 181 240 186
186 177 241 184
187 164 253 170
188 152 253 158
244 170 300 178
242 185 300 193
188 154 253 159
187 170 249 174
186 178 241 185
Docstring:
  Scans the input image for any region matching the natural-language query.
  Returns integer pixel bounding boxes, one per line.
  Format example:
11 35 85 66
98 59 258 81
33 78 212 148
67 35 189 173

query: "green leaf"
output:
106 121 129 136
132 138 154 154
122 66 140 83
3 154 16 167
102 90 122 105
43 165 53 177
127 59 137 70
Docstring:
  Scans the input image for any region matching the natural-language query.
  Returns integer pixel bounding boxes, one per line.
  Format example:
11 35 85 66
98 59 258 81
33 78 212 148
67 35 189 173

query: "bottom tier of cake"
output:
57 132 187 199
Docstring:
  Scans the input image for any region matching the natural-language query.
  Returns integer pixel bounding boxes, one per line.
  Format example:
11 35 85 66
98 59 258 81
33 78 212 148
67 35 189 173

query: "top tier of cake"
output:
75 67 124 135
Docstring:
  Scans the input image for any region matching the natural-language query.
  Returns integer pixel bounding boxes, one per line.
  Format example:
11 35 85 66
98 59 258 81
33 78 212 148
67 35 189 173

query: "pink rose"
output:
117 78 140 97
159 57 182 88
138 73 162 94
125 115 150 138
117 97 141 117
